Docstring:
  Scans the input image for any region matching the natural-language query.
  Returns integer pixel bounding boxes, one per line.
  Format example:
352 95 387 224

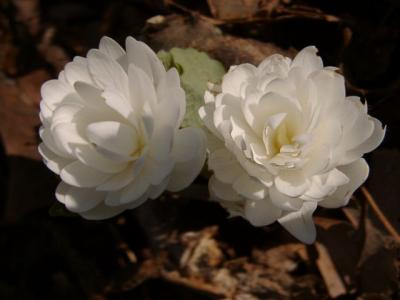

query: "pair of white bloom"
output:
39 37 385 243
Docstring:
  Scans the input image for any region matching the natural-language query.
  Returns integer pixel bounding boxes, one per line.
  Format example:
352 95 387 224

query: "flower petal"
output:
171 127 206 163
291 46 323 77
208 148 243 184
55 181 70 204
126 36 165 85
64 186 105 213
120 175 150 204
148 177 170 200
61 160 111 187
38 143 71 174
209 176 242 201
128 63 157 113
233 173 267 201
75 144 128 174
342 118 386 164
156 68 185 129
222 64 256 97
97 159 143 191
74 81 104 107
142 157 175 185
274 171 309 197
99 36 125 60
80 201 125 220
269 185 303 211
86 121 139 156
278 201 317 244
87 49 129 98
167 128 207 192
319 158 369 208
41 79 72 110
64 57 92 85
244 198 282 226
51 123 87 155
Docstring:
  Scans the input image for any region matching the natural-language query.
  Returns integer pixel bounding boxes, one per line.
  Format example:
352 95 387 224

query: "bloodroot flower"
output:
39 36 206 219
199 46 385 243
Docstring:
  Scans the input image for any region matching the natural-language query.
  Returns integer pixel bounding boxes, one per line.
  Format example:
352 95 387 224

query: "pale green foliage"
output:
158 48 226 127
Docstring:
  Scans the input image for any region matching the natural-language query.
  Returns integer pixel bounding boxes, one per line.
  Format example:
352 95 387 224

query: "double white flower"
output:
200 46 385 243
39 37 385 244
39 37 206 219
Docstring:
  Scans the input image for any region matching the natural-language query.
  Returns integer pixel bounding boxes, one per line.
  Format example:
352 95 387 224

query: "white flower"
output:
39 36 207 220
199 46 385 243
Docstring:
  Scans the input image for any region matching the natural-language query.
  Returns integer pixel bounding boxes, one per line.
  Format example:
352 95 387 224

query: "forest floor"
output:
0 0 399 299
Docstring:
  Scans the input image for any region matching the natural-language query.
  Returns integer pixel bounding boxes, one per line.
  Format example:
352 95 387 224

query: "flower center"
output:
264 116 302 169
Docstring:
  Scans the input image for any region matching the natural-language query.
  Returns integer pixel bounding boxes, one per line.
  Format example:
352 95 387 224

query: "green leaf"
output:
49 202 78 217
158 48 226 128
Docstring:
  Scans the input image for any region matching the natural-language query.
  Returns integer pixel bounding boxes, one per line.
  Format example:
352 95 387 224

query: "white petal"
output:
301 144 331 177
102 87 134 119
86 121 138 156
209 176 242 201
142 156 175 185
41 79 72 110
38 143 71 174
120 175 150 204
64 57 92 85
278 201 317 244
97 159 144 191
51 102 82 128
310 69 345 116
148 177 170 199
167 128 207 192
269 186 303 211
274 172 309 197
55 181 70 204
242 92 298 134
339 100 374 151
128 64 157 113
39 101 52 125
199 102 223 140
75 144 128 174
60 160 111 187
319 158 369 208
343 118 386 164
291 46 323 76
99 36 125 60
126 36 165 85
156 68 185 129
172 127 205 163
222 64 256 97
208 148 243 184
80 201 125 220
74 81 104 107
126 191 150 209
51 123 87 155
87 49 129 98
148 125 174 162
64 186 105 213
244 198 282 226
314 119 343 148
233 173 266 201
39 127 72 158
305 168 349 200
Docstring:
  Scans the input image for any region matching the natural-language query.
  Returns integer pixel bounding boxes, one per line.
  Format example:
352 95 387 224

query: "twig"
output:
341 198 360 228
361 186 400 243
315 242 347 298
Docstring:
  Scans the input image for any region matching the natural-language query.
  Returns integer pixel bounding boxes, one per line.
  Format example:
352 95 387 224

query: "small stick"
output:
315 242 347 298
361 186 400 243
